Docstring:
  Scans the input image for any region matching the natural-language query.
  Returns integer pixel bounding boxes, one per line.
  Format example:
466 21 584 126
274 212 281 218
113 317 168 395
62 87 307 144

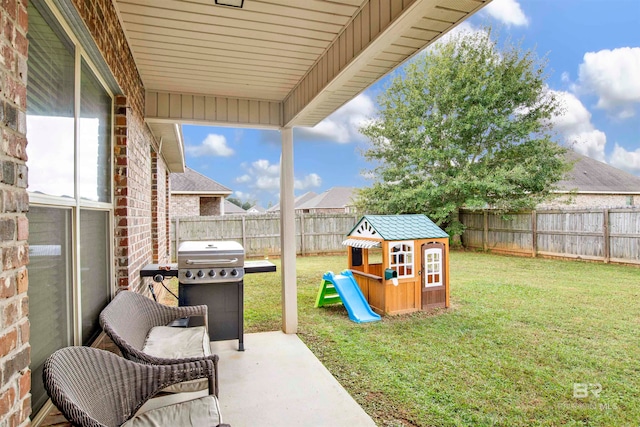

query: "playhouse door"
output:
421 243 446 309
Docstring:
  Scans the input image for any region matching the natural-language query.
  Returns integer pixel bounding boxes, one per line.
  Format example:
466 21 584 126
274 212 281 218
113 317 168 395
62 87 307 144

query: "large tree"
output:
357 28 571 236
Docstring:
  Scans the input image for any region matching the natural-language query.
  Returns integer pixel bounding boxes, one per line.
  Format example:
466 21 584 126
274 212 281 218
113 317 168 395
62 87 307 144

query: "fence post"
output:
300 214 306 256
483 210 488 251
603 208 610 263
531 210 537 258
241 216 246 250
175 218 180 262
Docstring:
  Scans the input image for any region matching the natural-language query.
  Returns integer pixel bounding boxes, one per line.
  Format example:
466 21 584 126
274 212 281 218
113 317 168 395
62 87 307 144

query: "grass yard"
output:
241 251 640 427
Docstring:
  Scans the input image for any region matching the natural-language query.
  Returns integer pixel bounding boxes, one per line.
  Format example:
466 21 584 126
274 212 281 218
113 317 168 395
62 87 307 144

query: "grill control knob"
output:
231 269 238 277
185 270 193 279
219 270 227 277
208 270 216 277
197 270 204 278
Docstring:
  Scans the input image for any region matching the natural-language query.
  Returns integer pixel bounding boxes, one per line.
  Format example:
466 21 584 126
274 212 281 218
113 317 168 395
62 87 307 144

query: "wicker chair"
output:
43 346 229 427
99 291 218 395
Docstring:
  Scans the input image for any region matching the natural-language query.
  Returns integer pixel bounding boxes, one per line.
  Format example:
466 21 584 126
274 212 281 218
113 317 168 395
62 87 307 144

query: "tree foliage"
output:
356 28 571 236
227 197 255 211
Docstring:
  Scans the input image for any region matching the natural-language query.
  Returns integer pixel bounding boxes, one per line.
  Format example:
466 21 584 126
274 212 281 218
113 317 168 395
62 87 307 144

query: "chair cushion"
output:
122 395 221 427
142 326 211 393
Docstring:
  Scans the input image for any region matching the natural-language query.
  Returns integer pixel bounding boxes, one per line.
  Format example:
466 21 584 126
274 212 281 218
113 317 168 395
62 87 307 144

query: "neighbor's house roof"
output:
348 214 448 241
247 205 266 213
297 187 355 210
558 151 640 194
267 191 318 212
223 199 246 214
170 167 232 195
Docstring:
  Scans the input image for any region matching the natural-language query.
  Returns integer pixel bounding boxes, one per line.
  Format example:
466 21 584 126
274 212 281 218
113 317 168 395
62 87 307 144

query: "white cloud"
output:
482 0 529 27
294 173 322 190
185 134 234 157
233 190 253 200
235 159 322 193
252 159 280 176
551 90 607 161
296 94 376 144
610 144 640 174
576 47 640 118
568 130 608 162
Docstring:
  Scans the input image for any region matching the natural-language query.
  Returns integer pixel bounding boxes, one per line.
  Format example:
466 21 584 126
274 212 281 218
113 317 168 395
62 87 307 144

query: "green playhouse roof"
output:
348 214 449 240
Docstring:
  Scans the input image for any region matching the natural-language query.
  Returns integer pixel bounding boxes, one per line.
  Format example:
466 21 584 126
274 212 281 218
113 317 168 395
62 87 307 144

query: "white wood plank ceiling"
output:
114 0 490 129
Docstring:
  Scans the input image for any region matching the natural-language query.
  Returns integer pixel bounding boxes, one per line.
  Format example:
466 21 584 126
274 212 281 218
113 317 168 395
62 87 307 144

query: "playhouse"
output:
343 214 450 315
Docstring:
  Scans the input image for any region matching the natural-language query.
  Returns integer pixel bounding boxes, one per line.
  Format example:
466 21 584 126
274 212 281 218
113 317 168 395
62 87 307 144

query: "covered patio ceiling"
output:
113 0 491 170
111 0 490 333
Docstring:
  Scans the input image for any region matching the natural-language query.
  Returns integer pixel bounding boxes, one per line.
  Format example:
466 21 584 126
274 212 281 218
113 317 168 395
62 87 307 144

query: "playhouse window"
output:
389 241 414 278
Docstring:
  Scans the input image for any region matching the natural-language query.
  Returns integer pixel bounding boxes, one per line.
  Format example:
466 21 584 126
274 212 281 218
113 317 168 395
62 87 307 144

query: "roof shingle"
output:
297 187 355 210
349 214 449 240
170 167 231 194
559 151 640 193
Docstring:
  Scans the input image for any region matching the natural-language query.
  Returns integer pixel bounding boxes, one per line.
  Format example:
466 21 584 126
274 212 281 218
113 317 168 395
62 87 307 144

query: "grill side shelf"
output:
244 260 277 274
140 261 276 278
140 263 179 278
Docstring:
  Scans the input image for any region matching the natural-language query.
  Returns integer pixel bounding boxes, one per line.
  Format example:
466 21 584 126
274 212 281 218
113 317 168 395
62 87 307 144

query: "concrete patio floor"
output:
40 331 375 427
210 331 376 427
139 332 375 427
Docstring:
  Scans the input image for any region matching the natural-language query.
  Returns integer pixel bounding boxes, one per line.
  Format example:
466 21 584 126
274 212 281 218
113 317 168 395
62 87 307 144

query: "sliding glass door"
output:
26 0 114 414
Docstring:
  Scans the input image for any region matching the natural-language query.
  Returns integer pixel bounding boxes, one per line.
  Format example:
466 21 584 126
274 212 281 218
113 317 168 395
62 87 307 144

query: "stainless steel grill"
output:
178 240 245 284
178 240 245 351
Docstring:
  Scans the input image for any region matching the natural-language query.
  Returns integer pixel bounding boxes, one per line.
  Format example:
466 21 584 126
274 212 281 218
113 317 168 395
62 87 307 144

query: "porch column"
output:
280 127 297 333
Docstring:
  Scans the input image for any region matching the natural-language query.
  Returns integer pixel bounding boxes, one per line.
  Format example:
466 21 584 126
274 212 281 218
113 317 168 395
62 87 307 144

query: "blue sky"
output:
182 0 640 208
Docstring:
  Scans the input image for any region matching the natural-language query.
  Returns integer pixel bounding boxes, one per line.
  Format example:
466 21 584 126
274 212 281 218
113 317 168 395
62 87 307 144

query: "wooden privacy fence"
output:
171 213 359 259
460 208 640 265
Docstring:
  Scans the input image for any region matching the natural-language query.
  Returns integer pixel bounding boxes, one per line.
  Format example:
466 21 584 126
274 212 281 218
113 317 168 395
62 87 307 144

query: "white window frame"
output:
27 0 115 345
28 2 117 422
423 247 443 288
388 240 414 278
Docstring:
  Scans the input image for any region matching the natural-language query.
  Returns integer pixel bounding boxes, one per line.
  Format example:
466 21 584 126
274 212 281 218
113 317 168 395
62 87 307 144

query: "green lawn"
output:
242 251 640 427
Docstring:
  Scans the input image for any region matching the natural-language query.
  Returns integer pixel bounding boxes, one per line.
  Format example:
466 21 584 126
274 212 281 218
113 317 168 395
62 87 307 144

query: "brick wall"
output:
305 208 350 214
0 0 31 426
70 0 171 292
539 194 639 208
170 194 200 217
200 197 222 216
151 150 169 263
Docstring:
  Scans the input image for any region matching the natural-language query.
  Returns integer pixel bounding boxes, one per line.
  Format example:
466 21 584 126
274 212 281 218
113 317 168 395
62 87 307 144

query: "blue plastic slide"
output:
321 270 381 323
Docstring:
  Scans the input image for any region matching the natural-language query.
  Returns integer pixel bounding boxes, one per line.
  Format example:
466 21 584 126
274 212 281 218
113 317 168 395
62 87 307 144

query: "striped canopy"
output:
341 239 381 249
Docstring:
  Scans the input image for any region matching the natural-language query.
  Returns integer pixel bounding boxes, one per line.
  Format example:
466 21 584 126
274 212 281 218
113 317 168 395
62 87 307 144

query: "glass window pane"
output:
26 3 75 198
80 60 112 202
28 206 73 413
80 210 111 344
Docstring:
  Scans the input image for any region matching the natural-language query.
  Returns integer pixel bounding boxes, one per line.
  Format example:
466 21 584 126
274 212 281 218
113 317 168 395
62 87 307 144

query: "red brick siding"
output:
0 0 31 425
70 0 171 292
151 150 169 263
170 194 201 217
199 197 222 216
165 171 171 260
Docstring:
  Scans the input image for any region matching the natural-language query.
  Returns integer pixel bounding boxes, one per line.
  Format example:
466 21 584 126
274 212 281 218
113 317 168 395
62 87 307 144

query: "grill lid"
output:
178 241 244 257
178 241 245 283
178 240 244 269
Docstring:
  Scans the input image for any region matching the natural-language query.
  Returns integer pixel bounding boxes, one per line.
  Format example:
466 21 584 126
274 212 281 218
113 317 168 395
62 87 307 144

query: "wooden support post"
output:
603 208 610 263
531 210 537 258
483 210 488 252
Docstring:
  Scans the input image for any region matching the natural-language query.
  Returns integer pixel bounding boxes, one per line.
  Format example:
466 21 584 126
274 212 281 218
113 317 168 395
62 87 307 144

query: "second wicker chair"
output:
43 346 228 427
99 290 219 395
